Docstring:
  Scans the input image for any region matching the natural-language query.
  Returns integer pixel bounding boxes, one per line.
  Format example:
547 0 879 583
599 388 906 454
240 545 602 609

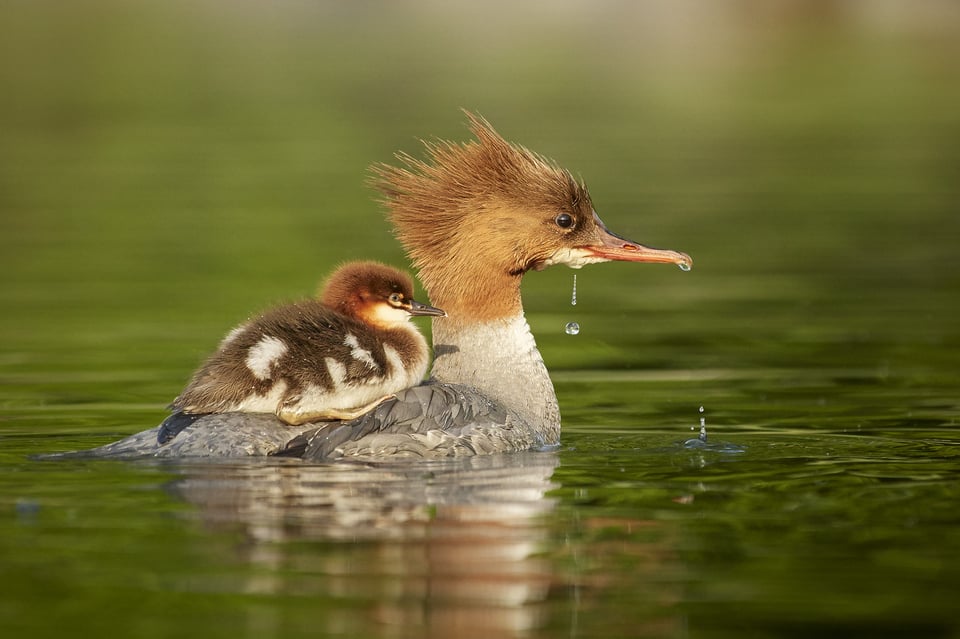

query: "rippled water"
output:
2 3 959 638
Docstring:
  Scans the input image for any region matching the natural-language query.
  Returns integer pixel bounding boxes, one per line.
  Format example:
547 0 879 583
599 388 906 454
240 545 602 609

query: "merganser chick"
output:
162 261 444 440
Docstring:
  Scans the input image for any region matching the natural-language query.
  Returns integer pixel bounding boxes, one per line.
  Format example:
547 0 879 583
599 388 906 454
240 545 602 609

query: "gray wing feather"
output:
43 413 311 459
281 382 536 460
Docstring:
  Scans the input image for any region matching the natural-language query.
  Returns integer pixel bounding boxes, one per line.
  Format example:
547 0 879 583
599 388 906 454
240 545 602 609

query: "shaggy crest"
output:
370 112 594 318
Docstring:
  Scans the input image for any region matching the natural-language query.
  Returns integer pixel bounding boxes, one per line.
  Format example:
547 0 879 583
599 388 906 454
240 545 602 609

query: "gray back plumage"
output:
51 382 541 460
282 382 537 460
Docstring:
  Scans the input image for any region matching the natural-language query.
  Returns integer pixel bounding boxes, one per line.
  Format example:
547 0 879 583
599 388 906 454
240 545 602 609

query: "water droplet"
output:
565 322 580 335
678 262 691 272
570 274 577 306
699 405 704 413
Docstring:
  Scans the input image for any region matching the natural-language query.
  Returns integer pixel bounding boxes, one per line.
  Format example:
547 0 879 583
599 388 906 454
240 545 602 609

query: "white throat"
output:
429 314 560 439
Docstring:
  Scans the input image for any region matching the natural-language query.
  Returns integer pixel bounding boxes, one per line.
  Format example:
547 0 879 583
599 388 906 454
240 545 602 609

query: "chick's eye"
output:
555 213 574 229
389 293 403 305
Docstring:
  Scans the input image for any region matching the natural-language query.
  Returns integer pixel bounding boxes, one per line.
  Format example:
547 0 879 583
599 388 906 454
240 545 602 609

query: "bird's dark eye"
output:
555 213 574 229
388 293 403 305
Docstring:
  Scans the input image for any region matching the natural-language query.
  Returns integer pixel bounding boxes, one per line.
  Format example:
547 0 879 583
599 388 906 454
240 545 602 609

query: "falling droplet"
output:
678 262 692 272
565 276 580 335
698 406 707 441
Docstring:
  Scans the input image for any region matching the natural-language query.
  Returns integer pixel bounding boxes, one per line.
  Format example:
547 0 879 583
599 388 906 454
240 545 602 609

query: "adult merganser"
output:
282 113 691 459
72 113 690 460
158 261 444 443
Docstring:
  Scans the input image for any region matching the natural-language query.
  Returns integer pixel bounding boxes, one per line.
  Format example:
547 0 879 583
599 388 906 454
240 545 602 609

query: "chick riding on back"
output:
163 261 443 442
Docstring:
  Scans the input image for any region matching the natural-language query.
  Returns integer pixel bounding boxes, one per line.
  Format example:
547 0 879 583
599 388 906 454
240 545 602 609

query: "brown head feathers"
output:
370 112 596 320
320 261 415 318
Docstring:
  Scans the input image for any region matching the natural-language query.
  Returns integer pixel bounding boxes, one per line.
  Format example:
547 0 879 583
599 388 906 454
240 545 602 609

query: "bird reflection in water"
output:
168 452 560 637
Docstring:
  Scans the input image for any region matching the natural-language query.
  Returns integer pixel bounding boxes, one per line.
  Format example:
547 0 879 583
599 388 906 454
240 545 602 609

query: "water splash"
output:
689 406 707 442
681 406 746 453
